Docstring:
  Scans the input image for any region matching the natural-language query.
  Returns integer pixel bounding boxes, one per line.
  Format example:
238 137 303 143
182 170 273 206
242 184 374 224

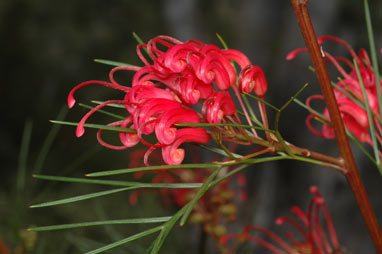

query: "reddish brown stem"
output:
290 0 382 252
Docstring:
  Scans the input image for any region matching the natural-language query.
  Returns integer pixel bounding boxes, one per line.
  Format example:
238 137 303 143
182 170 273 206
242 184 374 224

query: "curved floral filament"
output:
67 80 130 108
76 100 129 137
317 35 358 62
109 65 141 86
96 118 139 150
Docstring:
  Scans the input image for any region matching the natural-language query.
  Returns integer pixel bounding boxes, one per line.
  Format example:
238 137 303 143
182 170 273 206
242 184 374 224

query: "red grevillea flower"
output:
68 35 268 165
238 64 268 97
220 186 345 254
287 35 381 145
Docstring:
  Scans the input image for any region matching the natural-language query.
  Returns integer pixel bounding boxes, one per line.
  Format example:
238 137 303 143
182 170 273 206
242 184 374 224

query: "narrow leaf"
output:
50 120 136 133
175 122 274 132
34 106 68 174
216 33 229 50
94 59 140 68
30 187 134 208
364 0 382 120
86 163 221 177
33 174 202 189
150 206 188 254
354 59 381 172
179 167 222 226
91 100 126 108
245 93 279 111
17 120 33 194
85 226 162 254
199 144 243 158
28 217 171 232
79 103 125 120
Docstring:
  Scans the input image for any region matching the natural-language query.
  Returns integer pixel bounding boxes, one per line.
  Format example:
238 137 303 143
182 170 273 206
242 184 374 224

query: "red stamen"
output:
286 48 308 60
317 35 358 63
67 80 130 108
244 225 298 253
76 100 129 137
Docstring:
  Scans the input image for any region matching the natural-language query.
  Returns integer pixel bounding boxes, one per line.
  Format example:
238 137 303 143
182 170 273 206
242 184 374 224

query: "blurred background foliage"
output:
1 0 381 253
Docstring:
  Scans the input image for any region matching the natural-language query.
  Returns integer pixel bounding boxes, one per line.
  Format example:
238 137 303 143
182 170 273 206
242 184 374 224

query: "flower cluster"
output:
220 186 345 254
288 35 381 145
68 36 268 165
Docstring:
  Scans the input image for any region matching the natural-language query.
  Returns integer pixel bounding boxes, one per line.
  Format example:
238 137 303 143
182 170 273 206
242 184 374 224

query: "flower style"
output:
220 186 346 254
287 35 381 145
68 35 268 165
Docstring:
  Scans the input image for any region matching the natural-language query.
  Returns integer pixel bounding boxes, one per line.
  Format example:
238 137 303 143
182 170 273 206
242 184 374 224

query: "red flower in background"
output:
220 186 346 254
288 35 381 146
68 35 268 165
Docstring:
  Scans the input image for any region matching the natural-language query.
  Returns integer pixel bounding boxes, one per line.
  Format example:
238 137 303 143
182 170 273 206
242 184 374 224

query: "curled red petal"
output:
161 128 210 165
196 53 232 90
222 49 251 69
155 107 201 145
238 65 268 96
134 98 182 135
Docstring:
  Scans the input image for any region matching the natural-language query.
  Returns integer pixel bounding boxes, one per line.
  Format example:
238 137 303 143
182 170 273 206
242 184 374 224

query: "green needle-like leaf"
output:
33 174 202 189
354 59 381 172
50 120 136 133
28 217 171 232
133 32 151 59
91 100 126 108
85 226 162 254
30 187 134 208
199 145 243 158
348 132 378 167
150 206 188 254
244 93 279 111
132 32 145 45
179 167 222 226
274 83 309 157
93 59 140 68
293 98 328 121
364 0 382 121
241 94 264 128
17 120 33 194
79 103 125 120
210 156 288 187
34 106 68 174
175 122 273 132
86 163 221 177
216 33 229 50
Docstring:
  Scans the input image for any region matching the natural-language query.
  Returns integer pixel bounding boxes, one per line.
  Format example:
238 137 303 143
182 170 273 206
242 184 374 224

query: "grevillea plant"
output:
29 0 382 253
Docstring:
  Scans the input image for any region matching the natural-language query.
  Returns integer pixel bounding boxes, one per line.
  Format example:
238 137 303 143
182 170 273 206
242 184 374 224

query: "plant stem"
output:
290 0 382 251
